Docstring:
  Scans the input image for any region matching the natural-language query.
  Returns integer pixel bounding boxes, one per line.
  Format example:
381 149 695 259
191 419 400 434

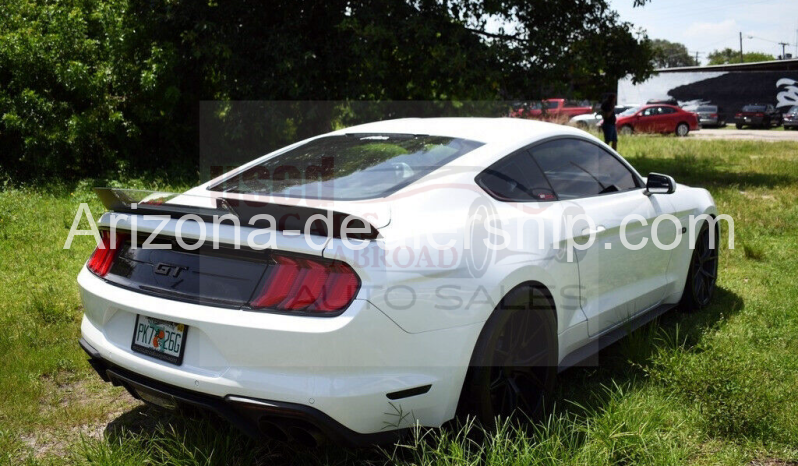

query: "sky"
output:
608 0 798 64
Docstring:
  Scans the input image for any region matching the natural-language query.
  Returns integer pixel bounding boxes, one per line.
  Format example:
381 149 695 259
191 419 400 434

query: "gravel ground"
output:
691 127 798 142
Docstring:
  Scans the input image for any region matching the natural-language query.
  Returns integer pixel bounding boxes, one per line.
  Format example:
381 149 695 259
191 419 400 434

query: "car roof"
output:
330 117 589 145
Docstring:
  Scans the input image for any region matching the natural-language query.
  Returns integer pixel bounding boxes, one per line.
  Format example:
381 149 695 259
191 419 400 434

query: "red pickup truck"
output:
512 99 593 121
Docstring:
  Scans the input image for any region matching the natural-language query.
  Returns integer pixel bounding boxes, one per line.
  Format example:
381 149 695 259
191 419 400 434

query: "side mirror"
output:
645 173 675 195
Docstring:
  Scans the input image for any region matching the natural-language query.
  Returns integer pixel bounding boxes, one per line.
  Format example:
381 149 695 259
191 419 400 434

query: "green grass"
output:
2 136 798 464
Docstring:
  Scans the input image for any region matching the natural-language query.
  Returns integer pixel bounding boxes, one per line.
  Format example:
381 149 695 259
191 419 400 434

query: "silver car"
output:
694 105 727 128
783 105 798 130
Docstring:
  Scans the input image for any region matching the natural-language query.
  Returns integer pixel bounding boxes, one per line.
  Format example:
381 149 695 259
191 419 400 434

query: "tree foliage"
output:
651 39 697 68
0 0 654 181
707 48 776 65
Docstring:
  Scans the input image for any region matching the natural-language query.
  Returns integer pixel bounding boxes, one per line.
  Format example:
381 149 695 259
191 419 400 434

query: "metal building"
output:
618 59 798 113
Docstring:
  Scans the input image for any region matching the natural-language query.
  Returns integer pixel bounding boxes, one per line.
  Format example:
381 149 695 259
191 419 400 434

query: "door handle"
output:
581 225 606 236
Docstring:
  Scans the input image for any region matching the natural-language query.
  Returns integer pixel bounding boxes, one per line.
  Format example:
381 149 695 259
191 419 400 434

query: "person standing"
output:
600 94 618 150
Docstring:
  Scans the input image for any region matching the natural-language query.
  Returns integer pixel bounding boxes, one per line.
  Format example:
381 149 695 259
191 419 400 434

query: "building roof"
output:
656 58 798 73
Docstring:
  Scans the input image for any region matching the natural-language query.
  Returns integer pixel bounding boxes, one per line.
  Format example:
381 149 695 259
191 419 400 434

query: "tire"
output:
679 222 719 312
461 286 557 427
736 123 743 129
620 125 633 136
676 122 689 137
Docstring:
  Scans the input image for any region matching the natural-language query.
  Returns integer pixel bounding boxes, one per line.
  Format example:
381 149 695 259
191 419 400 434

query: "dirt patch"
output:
18 375 142 459
750 460 798 466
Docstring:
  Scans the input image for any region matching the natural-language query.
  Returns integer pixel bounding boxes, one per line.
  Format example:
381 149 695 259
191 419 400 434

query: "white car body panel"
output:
79 117 717 437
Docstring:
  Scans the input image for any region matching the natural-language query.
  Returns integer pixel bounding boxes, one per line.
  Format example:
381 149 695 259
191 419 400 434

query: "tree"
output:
707 48 776 65
0 0 656 181
651 39 697 68
442 0 655 98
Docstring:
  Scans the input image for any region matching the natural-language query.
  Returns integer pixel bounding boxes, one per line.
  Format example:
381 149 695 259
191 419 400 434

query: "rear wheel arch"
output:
457 281 558 423
470 281 559 355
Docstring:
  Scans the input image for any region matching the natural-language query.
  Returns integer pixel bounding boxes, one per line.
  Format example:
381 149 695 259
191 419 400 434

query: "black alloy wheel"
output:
461 286 557 426
680 222 719 311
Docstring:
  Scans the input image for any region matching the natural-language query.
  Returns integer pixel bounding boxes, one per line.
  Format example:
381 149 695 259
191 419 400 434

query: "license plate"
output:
131 315 188 365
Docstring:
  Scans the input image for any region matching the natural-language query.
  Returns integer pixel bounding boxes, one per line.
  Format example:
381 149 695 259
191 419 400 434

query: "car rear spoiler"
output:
94 188 381 241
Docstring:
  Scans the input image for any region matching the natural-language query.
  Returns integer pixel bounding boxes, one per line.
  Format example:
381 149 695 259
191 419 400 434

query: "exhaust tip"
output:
287 425 324 448
258 419 289 442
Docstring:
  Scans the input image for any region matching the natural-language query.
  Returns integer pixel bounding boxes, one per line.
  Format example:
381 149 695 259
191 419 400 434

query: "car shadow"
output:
554 285 744 416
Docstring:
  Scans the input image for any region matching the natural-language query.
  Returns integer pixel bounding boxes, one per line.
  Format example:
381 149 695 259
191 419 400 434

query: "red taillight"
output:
710 113 718 118
280 259 330 310
250 254 359 314
87 230 128 276
250 256 301 308
755 112 764 117
735 113 742 117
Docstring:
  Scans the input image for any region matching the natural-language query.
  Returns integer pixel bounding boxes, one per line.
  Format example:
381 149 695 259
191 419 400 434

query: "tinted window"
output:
210 134 483 200
530 139 639 199
620 106 641 116
742 105 766 112
790 106 798 115
660 107 677 114
477 151 556 202
697 106 717 112
642 107 657 116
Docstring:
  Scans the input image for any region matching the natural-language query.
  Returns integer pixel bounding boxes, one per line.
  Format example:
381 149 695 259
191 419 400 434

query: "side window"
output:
477 151 556 202
642 107 656 117
661 107 676 114
530 139 640 200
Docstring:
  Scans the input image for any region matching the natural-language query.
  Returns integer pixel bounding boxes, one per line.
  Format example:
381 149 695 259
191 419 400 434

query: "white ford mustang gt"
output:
78 118 719 446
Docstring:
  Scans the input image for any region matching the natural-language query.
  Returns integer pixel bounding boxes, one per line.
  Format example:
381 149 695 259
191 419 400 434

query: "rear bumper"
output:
79 338 399 446
735 117 765 126
78 267 480 438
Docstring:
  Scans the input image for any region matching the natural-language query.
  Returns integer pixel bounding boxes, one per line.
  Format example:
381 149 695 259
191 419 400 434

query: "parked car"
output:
734 104 782 129
525 98 593 120
693 105 727 127
612 104 700 136
570 105 638 129
782 105 798 130
78 118 718 445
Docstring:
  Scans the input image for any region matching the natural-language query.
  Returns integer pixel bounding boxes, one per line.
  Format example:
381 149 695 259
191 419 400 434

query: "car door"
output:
658 106 678 132
637 106 658 132
530 138 676 336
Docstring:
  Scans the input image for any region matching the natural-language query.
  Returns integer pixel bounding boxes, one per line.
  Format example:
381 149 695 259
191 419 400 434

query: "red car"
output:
521 98 593 120
612 104 699 137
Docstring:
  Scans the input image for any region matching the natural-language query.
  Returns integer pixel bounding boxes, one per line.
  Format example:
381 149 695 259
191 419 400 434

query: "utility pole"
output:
695 51 700 65
739 32 744 63
778 42 788 59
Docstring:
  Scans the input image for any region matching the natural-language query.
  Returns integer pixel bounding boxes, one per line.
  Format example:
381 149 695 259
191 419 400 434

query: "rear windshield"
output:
742 105 766 112
209 134 483 200
697 106 717 112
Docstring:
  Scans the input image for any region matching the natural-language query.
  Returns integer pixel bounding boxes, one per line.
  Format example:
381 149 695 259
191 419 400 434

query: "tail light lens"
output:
250 254 360 314
710 113 718 118
755 112 765 117
87 230 128 276
735 113 742 117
